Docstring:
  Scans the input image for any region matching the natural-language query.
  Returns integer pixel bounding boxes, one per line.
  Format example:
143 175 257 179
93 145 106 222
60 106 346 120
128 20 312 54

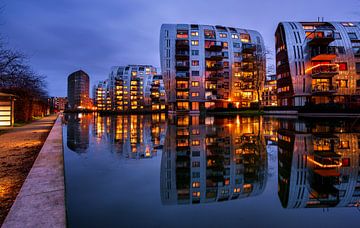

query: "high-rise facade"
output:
108 65 157 111
67 70 92 110
275 22 360 107
160 24 266 113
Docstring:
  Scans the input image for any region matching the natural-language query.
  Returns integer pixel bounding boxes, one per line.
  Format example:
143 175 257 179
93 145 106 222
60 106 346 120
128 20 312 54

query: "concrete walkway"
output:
1 115 66 228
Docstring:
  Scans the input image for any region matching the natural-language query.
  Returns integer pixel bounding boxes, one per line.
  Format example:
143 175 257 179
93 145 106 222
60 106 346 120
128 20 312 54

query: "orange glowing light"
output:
305 63 339 74
307 157 342 168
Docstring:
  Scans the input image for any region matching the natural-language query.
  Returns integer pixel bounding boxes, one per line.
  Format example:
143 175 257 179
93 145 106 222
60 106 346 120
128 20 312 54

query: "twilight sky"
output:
1 0 359 96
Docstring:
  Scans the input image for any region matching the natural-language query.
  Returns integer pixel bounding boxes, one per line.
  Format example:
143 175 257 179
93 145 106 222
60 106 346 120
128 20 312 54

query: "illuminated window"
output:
337 62 348 71
177 30 188 39
177 102 189 110
192 129 200 135
231 34 239 39
224 179 230 185
192 140 200 146
192 102 199 110
192 191 200 197
234 188 241 193
191 40 199 46
191 92 199 97
339 141 350 149
204 30 215 39
337 79 348 88
191 31 199 36
191 81 200 87
192 182 200 188
219 33 227 38
192 60 199 66
240 33 250 43
342 158 350 167
342 22 356 27
222 42 228 49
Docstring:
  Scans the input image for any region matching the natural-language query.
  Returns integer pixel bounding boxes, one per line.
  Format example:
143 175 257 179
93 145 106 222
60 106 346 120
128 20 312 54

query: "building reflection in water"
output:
65 113 91 153
161 115 267 205
278 118 360 208
64 113 167 158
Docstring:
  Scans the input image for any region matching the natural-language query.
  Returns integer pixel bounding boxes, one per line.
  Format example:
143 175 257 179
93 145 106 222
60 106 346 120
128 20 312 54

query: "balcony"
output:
206 73 221 80
175 51 189 60
242 54 256 62
205 41 223 52
307 30 335 46
240 84 255 90
311 84 337 94
176 85 189 90
206 95 217 100
175 62 190 71
205 52 224 61
241 64 255 72
206 63 223 71
176 40 190 50
176 72 190 79
308 64 339 78
239 76 254 82
242 43 257 54
311 46 337 61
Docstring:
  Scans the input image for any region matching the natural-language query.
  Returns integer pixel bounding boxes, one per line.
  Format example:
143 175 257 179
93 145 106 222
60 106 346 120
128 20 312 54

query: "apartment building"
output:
275 21 360 107
67 70 92 110
262 74 277 107
160 24 266 113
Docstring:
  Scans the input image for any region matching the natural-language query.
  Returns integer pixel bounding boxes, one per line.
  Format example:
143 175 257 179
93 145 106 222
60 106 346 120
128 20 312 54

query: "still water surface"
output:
63 114 360 228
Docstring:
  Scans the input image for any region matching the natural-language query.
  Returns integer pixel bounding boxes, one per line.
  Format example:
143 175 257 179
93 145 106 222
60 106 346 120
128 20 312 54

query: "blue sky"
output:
1 0 359 96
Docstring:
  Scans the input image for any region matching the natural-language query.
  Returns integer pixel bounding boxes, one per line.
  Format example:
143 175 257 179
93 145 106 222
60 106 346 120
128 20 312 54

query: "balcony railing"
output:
307 30 335 46
175 51 189 60
242 43 257 53
311 84 337 93
176 40 190 49
205 52 224 61
206 63 223 71
311 46 337 61
206 95 217 100
175 62 190 70
176 95 189 99
308 64 339 78
176 85 189 90
176 72 190 78
205 41 223 52
242 54 256 62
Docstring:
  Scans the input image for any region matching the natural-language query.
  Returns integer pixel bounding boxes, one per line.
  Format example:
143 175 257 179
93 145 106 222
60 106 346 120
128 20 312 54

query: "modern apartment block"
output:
275 21 360 107
48 97 68 112
93 80 110 111
262 74 277 107
160 24 266 113
107 65 158 111
67 70 92 110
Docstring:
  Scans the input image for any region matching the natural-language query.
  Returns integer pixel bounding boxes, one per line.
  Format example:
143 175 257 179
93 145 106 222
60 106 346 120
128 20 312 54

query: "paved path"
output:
0 115 58 226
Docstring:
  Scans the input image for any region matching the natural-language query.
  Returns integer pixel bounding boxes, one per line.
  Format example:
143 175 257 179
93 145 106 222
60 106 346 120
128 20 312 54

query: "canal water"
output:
62 113 360 228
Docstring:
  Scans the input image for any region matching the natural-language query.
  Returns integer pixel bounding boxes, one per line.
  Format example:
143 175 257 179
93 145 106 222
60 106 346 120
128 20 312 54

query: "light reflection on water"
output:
63 113 360 228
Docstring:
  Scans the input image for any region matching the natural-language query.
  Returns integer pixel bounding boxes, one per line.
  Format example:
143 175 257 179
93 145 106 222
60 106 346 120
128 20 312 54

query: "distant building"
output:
160 24 266 113
48 97 67 112
67 70 92 110
275 21 360 108
93 80 110 111
262 75 277 106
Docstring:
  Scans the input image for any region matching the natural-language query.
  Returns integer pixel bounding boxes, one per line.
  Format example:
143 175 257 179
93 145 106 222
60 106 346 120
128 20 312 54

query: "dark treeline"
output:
0 41 49 122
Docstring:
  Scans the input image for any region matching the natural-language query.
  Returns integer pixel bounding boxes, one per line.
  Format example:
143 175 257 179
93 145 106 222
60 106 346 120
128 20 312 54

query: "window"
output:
192 60 199 66
192 182 200 188
353 47 360 57
339 141 350 149
192 192 200 197
191 50 199 56
191 31 199 36
219 33 227 38
222 42 228 49
192 102 199 110
334 32 342 39
240 33 250 43
337 46 345 54
177 102 189 110
223 61 229 68
191 92 199 97
337 79 348 88
234 52 241 57
191 40 199 46
356 63 360 74
342 22 356 27
342 158 350 167
176 30 188 39
233 43 241 48
191 81 200 87
348 33 358 40
192 140 200 146
204 30 215 39
337 62 348 71
192 172 200 178
192 71 200 76
231 33 239 39
192 161 200 167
